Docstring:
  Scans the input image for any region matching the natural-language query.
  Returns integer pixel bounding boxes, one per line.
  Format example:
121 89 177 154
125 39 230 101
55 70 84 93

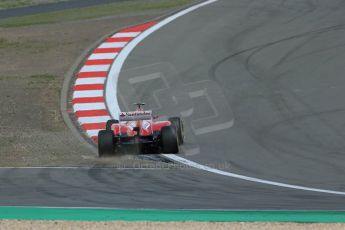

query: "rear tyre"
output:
98 130 115 157
106 119 119 131
161 126 179 153
168 117 184 145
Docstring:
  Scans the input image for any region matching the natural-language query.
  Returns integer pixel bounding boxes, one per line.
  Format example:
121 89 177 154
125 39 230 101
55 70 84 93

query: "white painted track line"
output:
163 154 345 195
193 120 234 135
106 0 219 119
128 73 161 84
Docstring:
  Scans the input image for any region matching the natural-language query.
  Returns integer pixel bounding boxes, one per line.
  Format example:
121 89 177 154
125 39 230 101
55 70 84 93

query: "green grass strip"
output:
0 0 193 27
1 207 345 222
0 0 68 10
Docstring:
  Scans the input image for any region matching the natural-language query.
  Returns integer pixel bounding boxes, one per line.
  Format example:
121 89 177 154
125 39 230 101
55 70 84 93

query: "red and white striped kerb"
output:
72 21 157 142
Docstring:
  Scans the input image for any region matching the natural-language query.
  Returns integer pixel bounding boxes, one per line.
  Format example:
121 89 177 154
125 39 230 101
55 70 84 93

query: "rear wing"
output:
119 110 152 121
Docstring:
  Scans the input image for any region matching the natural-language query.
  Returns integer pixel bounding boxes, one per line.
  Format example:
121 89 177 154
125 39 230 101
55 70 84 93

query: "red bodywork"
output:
111 120 171 137
110 105 171 138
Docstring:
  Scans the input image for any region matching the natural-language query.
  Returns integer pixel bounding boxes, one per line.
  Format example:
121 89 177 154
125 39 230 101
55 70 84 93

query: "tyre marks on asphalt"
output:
118 63 235 156
72 22 157 142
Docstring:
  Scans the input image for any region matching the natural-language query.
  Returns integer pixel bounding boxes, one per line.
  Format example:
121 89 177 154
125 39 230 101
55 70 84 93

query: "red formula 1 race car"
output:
97 103 184 157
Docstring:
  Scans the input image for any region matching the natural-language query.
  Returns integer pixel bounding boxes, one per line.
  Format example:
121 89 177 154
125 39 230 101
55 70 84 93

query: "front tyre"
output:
161 126 179 153
98 130 115 157
168 117 184 145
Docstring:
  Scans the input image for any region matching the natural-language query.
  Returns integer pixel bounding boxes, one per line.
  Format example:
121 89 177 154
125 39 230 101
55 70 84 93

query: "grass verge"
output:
0 0 68 10
0 0 194 27
0 38 53 52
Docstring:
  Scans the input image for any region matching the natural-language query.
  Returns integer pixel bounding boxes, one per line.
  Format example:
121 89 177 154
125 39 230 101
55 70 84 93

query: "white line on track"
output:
193 120 234 135
162 154 345 195
189 90 206 98
128 73 161 84
105 0 345 196
105 0 219 120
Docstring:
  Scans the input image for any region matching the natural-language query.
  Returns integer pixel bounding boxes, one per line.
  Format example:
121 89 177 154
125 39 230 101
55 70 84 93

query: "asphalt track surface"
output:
2 0 345 209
